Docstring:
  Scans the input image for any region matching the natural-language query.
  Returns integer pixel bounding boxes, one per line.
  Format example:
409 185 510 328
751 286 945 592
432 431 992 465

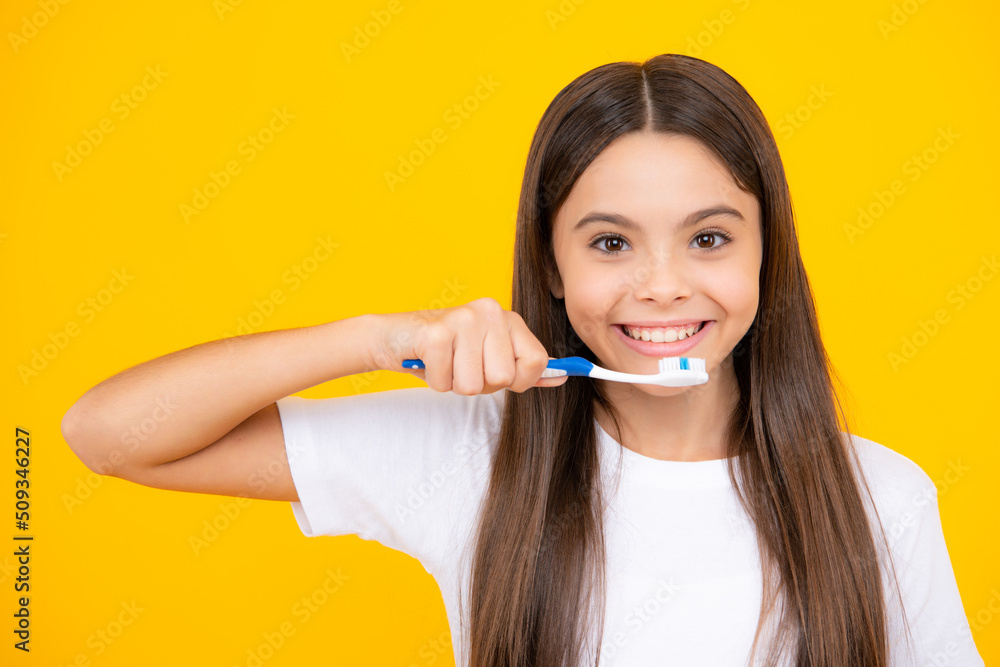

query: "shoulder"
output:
842 434 985 664
840 431 938 524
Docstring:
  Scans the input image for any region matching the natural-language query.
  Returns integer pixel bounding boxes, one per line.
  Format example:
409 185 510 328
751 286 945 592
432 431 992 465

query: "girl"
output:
62 54 983 666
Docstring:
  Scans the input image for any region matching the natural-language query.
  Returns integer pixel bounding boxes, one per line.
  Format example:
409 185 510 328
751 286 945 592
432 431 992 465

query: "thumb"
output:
400 366 427 383
533 356 569 387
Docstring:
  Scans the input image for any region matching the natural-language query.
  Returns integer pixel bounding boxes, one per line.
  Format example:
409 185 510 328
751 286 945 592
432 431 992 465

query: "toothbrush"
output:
401 356 709 387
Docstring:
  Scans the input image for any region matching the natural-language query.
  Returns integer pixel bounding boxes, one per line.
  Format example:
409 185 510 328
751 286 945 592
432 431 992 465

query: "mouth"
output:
618 321 707 343
612 320 715 358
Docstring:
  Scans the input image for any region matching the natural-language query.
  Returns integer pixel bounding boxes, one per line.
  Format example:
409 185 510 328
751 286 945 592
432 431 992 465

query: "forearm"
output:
61 314 375 474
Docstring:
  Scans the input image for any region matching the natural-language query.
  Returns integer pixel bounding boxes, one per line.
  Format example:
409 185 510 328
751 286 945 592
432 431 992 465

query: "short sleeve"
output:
275 387 502 574
884 484 984 665
851 436 985 665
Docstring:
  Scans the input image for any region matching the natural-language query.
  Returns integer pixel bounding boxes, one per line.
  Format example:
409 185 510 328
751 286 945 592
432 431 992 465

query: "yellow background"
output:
3 0 998 664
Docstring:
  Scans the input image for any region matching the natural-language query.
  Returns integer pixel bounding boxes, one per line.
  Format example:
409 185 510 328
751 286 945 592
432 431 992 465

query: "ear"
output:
546 262 564 300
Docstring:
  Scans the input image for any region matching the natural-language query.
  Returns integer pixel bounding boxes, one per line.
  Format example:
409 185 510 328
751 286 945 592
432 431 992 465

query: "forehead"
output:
554 132 757 230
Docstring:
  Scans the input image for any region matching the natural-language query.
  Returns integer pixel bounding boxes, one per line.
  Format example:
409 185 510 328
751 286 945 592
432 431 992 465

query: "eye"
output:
589 233 630 256
691 228 734 252
588 228 734 256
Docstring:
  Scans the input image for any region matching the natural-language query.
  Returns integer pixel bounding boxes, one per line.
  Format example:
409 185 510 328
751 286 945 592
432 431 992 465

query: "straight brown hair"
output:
457 53 911 666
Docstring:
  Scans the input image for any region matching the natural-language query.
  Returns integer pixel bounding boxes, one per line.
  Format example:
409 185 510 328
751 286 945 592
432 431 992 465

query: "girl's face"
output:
549 130 763 396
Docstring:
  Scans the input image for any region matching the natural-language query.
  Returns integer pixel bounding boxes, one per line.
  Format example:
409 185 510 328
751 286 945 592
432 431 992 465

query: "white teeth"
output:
623 322 702 342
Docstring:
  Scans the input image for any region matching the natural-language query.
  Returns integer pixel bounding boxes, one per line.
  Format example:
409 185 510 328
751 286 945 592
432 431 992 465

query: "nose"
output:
630 251 692 303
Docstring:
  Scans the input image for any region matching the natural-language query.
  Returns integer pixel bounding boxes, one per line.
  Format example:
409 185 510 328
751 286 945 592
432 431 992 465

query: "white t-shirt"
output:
275 387 984 666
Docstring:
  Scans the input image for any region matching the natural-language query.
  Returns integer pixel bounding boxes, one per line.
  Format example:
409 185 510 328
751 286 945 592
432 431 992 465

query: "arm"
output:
60 315 376 502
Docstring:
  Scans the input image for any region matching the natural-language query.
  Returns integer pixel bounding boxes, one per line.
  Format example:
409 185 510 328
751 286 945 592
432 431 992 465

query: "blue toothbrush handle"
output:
402 357 593 375
542 356 594 376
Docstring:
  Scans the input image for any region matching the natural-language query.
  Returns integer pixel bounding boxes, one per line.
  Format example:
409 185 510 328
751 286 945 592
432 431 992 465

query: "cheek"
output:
712 267 759 322
564 268 625 332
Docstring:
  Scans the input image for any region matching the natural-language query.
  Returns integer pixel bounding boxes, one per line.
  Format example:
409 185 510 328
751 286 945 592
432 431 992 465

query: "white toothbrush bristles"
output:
658 357 706 374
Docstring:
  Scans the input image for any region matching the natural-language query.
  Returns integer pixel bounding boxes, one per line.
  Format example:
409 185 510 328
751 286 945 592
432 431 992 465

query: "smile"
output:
613 320 714 358
620 322 706 342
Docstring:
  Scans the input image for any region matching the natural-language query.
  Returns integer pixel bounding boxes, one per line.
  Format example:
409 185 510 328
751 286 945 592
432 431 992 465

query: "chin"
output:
638 383 699 398
599 380 692 399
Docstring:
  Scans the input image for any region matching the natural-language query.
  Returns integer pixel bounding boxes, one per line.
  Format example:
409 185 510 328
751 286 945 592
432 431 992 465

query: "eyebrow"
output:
572 205 745 233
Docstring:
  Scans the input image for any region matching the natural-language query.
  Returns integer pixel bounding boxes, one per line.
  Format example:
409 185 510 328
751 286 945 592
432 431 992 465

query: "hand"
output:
367 297 570 394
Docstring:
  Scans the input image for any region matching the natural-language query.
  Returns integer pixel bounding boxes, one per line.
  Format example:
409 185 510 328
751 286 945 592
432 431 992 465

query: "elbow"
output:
61 399 122 477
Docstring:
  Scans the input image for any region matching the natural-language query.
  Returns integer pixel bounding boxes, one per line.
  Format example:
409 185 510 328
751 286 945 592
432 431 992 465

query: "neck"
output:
594 354 740 462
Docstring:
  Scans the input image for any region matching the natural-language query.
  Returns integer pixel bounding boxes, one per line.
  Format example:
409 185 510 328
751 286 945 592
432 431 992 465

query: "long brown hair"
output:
458 53 910 667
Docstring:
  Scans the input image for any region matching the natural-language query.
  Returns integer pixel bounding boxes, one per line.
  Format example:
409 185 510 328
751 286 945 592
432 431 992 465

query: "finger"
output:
451 310 485 395
400 365 427 382
531 356 570 388
507 318 551 393
421 324 455 393
482 311 516 393
533 362 570 388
